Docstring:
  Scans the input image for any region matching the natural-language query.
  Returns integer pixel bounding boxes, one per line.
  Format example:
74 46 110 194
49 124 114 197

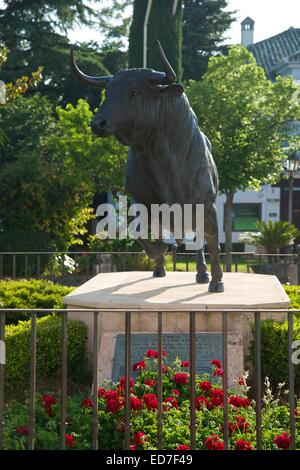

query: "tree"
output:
0 95 127 250
0 0 108 106
129 0 183 81
186 46 300 270
182 0 235 80
0 47 42 145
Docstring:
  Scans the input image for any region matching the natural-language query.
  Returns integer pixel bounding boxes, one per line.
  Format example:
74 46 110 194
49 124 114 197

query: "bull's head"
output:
70 42 184 146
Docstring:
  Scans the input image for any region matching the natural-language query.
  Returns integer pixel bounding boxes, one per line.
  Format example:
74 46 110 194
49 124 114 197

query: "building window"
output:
224 203 261 232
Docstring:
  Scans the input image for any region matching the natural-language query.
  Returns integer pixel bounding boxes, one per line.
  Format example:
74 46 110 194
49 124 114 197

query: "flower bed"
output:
3 352 299 450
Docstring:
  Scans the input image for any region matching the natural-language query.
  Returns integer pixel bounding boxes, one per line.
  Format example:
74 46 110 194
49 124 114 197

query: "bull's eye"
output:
131 90 140 97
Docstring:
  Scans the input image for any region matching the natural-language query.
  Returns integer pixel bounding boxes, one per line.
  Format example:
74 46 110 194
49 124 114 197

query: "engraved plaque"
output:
112 333 222 382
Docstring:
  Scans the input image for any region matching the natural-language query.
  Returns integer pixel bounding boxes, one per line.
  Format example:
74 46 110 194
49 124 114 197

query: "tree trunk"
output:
224 192 234 272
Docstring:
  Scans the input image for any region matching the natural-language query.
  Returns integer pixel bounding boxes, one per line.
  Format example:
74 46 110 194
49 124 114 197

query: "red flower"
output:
274 432 291 450
181 361 190 368
134 431 146 446
211 359 222 369
173 372 189 384
133 361 145 371
104 390 119 401
130 396 143 411
129 445 136 450
205 434 224 450
65 433 75 447
235 439 253 451
145 349 158 358
81 397 93 409
98 387 105 398
176 444 191 450
199 381 212 393
146 349 167 358
213 368 224 377
16 426 29 436
42 394 57 407
235 416 250 432
143 393 158 411
144 378 157 387
229 396 251 408
209 388 224 407
119 376 135 389
163 397 179 410
171 389 180 396
42 394 57 416
238 377 247 386
220 422 235 435
195 396 208 409
162 365 168 374
106 398 124 413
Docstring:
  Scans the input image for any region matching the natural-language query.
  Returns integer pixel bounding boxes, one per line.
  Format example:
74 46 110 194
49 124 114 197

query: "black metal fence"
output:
0 251 299 284
0 307 298 450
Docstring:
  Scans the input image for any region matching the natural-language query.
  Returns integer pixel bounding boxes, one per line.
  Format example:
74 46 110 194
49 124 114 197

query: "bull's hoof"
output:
153 267 166 278
196 272 210 284
209 280 224 293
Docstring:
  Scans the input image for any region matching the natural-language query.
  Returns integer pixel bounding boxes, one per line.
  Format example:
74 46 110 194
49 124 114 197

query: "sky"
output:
0 0 298 46
68 0 300 46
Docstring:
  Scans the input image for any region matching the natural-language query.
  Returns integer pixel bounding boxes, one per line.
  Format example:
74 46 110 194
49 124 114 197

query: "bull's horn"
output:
157 40 176 84
70 47 113 88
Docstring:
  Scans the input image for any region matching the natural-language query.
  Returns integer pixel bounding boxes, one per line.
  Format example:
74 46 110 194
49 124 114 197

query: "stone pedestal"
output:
63 272 290 387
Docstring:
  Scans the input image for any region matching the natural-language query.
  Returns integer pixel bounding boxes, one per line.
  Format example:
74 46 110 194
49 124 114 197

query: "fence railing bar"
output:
12 254 16 280
60 311 68 450
288 311 296 450
0 308 300 314
124 311 131 450
189 311 196 450
37 255 40 279
222 312 229 450
254 311 262 450
0 312 5 450
86 256 90 277
157 311 163 450
173 251 177 272
92 311 99 450
28 312 37 450
25 254 28 278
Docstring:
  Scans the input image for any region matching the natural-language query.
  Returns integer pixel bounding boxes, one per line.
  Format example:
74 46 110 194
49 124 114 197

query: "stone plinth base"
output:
64 272 290 387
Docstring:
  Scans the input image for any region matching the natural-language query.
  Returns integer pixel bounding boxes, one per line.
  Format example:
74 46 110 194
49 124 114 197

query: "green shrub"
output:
250 318 300 392
284 285 300 310
0 279 74 324
5 315 87 395
249 285 300 391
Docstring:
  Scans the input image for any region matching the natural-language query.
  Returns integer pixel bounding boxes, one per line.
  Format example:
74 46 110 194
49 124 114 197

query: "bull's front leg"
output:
138 239 168 277
205 205 224 292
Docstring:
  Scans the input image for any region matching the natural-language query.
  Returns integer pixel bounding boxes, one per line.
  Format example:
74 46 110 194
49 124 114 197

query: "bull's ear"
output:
160 84 184 97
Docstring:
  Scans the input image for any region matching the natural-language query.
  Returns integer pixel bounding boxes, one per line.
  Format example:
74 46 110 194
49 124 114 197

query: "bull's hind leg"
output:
196 248 210 284
139 239 168 277
205 206 224 292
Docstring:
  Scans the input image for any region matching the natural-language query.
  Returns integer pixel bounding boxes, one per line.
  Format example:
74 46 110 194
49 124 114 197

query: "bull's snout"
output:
91 116 109 135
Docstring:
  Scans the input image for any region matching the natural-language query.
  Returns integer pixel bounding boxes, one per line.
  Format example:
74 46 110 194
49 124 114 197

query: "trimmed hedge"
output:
5 315 87 394
249 285 300 391
0 279 73 324
284 285 300 310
